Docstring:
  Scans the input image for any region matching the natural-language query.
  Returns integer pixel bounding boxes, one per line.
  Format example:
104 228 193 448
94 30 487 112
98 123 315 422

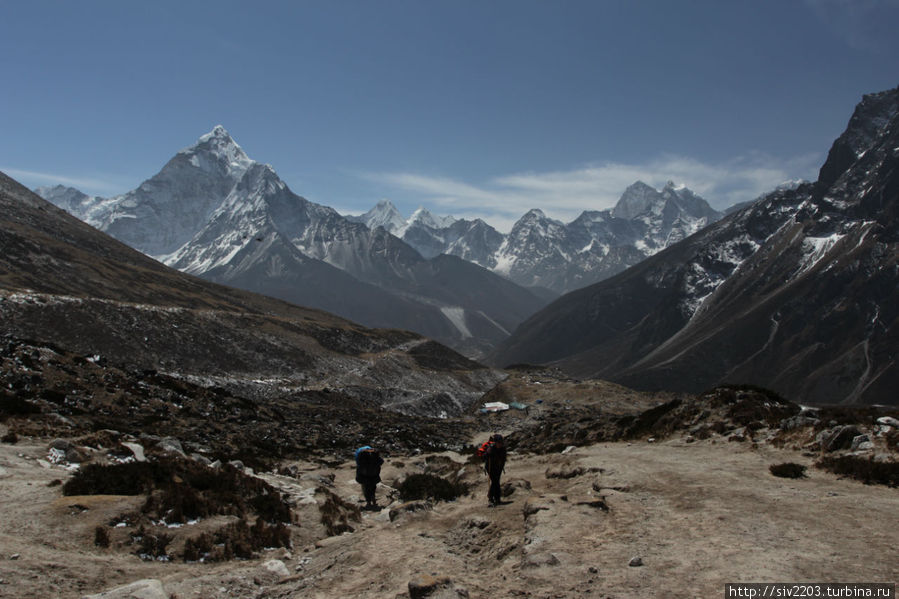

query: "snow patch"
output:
440 307 472 339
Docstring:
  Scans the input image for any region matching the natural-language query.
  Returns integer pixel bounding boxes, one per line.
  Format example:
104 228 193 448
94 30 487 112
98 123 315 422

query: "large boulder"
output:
81 579 167 599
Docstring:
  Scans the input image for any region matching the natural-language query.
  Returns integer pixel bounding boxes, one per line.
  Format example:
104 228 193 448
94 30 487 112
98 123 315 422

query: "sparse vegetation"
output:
64 457 291 526
817 456 899 487
398 473 468 502
769 462 807 479
317 487 361 536
93 526 110 548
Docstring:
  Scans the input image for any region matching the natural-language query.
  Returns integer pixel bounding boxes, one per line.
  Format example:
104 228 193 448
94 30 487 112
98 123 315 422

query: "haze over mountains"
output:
493 86 899 406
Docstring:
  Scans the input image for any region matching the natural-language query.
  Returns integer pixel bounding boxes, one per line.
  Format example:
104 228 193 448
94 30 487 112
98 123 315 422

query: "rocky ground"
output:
1 364 897 598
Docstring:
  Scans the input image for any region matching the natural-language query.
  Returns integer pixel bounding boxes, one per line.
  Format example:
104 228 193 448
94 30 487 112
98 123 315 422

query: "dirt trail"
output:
1 434 896 598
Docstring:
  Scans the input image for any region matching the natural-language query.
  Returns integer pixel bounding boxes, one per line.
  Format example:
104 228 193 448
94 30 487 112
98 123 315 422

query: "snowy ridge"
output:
352 181 724 293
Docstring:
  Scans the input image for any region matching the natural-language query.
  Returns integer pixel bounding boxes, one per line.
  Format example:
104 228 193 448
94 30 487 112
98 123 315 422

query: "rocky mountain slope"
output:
351 181 723 294
36 128 546 357
492 86 899 406
0 171 505 418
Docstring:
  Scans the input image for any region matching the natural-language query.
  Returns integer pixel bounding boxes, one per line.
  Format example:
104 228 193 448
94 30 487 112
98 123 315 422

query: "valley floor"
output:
1 431 896 598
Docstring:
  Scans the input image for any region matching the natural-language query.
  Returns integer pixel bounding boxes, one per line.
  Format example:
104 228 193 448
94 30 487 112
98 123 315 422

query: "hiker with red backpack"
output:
478 434 507 507
355 445 384 510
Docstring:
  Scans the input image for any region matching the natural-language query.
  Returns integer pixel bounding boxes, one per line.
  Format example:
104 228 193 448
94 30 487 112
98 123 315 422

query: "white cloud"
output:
363 152 821 232
1 167 124 196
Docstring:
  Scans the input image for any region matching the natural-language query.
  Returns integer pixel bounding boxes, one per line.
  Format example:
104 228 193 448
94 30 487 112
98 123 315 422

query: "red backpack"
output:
476 440 494 458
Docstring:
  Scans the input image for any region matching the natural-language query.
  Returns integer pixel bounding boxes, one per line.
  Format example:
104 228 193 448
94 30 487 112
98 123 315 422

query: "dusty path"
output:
1 435 896 598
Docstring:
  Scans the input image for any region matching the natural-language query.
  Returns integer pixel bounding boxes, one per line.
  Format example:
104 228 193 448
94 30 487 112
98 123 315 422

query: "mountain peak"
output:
176 125 254 181
612 182 662 219
523 208 547 219
348 199 406 233
200 124 232 141
409 206 456 229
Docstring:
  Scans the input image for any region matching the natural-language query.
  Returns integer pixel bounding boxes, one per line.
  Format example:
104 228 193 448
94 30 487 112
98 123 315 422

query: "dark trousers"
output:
488 473 502 504
360 480 377 505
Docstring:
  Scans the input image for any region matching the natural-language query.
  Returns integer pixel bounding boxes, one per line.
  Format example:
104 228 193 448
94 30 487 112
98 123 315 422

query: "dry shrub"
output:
188 517 292 561
131 526 172 560
398 473 468 503
64 458 291 524
317 487 361 536
817 456 899 487
769 462 807 479
93 526 110 548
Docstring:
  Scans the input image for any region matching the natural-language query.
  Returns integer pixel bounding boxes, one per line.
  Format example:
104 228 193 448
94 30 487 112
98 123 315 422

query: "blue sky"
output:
2 1 897 231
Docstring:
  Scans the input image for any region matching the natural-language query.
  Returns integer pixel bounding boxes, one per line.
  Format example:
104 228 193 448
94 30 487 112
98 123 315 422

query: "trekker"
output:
483 434 507 507
354 446 384 509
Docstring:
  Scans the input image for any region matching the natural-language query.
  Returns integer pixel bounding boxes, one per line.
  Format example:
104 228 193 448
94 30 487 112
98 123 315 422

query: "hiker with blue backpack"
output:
355 445 384 510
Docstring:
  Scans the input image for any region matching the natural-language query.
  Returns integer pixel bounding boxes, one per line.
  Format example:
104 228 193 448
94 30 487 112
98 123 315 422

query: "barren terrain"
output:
1 421 896 599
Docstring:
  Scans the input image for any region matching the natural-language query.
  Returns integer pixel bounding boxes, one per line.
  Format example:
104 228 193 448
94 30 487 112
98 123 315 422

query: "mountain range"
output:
349 180 724 294
37 129 727 357
37 127 546 357
491 86 899 406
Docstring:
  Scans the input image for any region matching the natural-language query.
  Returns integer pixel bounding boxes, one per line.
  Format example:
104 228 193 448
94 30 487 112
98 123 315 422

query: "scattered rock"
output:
192 453 212 466
9 554 20 560
408 574 465 599
522 552 561 568
561 445 577 454
781 415 820 430
65 446 90 463
850 434 872 451
545 464 586 479
388 500 432 522
629 556 643 567
500 478 531 498
876 416 899 428
119 442 146 462
821 426 862 452
81 578 168 599
157 437 185 456
49 439 73 452
574 498 609 511
254 559 291 585
522 498 552 518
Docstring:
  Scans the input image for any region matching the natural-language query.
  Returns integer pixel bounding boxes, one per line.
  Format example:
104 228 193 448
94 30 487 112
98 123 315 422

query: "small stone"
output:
629 556 643 567
408 574 453 599
9 554 20 560
120 442 146 462
588 566 599 574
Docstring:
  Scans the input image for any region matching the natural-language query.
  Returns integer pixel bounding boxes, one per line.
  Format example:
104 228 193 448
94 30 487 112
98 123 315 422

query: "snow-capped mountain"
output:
39 127 546 356
492 86 899 406
352 182 723 294
346 199 407 233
